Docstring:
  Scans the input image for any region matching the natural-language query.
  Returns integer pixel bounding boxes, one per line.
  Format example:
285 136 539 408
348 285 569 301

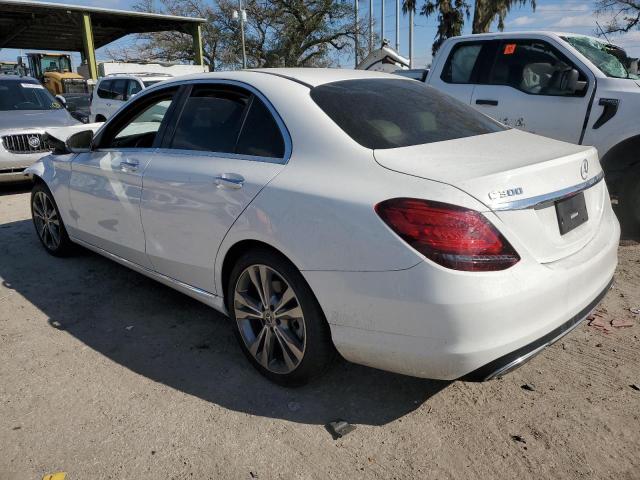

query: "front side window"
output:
98 89 176 149
441 43 483 83
311 79 505 150
170 86 249 153
127 80 143 97
0 80 64 111
489 40 588 96
111 79 127 101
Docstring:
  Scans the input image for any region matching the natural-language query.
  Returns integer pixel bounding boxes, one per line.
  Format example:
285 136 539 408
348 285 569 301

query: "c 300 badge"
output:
488 187 524 201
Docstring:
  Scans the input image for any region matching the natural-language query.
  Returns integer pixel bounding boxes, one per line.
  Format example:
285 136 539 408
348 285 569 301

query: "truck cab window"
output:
489 40 587 96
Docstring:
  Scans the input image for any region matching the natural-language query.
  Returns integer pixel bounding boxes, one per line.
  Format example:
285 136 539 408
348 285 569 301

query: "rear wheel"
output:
227 248 335 386
31 183 73 256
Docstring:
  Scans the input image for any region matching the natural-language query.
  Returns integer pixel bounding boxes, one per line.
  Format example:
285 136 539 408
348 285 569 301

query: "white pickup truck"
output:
425 31 640 231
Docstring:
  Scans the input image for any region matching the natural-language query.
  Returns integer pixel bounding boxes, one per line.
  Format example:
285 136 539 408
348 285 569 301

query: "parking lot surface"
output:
1 184 639 480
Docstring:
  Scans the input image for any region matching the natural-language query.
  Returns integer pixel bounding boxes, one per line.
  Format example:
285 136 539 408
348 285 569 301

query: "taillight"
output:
375 198 520 271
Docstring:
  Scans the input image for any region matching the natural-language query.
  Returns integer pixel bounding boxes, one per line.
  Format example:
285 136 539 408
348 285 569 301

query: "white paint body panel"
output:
141 149 285 293
30 69 620 380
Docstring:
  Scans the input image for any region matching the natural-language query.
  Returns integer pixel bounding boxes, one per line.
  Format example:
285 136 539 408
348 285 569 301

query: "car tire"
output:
227 247 335 386
621 165 640 235
31 182 74 256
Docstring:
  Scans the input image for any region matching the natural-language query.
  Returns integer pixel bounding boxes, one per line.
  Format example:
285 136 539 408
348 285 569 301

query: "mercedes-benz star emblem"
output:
28 136 41 149
580 159 589 180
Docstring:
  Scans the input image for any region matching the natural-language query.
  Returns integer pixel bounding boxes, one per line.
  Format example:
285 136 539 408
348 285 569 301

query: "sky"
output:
2 0 640 69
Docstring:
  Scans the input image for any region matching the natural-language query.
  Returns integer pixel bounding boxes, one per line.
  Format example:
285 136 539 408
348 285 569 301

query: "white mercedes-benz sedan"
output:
26 68 619 385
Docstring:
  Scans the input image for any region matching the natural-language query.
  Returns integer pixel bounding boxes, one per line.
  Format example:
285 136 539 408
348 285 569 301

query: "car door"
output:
68 86 179 268
140 82 289 294
470 38 594 144
92 79 113 121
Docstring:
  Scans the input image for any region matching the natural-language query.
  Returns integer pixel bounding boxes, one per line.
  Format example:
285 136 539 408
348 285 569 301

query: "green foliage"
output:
402 0 536 56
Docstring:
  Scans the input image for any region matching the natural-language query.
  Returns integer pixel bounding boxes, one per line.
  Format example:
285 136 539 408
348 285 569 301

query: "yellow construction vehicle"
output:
24 53 89 95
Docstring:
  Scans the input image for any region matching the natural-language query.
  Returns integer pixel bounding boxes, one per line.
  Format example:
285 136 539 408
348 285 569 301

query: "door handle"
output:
476 99 499 106
119 159 139 173
214 173 244 189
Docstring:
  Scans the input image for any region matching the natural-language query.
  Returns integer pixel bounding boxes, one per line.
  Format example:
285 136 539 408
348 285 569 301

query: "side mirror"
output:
66 130 93 153
55 94 66 106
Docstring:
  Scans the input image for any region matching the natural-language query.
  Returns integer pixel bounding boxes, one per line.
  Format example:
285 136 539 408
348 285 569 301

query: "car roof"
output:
154 68 411 89
451 31 602 42
98 73 172 81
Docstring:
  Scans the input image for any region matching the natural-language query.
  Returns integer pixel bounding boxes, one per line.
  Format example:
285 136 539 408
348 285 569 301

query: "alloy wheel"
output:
32 190 61 251
234 264 306 374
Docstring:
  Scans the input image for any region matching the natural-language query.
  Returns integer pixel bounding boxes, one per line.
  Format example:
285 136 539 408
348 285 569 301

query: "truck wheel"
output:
621 165 640 235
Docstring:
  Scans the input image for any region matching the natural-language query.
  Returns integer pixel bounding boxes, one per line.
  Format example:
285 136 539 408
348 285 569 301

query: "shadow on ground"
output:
0 181 32 197
0 217 448 426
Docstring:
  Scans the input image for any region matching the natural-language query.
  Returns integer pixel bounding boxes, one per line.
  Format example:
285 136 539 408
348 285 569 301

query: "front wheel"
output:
31 183 74 256
228 248 335 386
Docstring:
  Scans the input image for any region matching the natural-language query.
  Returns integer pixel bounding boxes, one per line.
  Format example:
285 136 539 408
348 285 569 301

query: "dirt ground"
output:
1 183 639 480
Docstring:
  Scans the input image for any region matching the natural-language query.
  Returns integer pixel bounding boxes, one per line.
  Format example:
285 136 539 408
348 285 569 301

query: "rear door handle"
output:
214 173 244 189
119 159 139 172
476 99 499 106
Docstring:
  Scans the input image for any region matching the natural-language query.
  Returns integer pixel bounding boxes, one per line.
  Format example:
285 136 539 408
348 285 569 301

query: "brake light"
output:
375 198 520 271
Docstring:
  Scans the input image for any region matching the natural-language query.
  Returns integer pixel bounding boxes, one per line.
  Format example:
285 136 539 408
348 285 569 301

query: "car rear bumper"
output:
303 203 620 380
461 276 612 381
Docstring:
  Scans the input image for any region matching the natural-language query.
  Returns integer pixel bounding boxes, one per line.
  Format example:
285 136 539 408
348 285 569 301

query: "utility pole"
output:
237 0 247 69
369 0 373 53
381 0 384 47
395 0 399 51
355 0 359 67
409 8 414 67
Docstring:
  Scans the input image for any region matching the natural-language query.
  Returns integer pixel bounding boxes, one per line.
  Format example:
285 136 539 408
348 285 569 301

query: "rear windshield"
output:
310 78 505 149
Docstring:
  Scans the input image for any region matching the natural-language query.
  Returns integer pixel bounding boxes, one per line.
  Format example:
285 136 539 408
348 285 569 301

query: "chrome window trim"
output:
488 170 605 211
153 147 287 165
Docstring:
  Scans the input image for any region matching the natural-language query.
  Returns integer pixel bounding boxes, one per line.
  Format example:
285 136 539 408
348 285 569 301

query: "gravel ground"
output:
1 183 639 480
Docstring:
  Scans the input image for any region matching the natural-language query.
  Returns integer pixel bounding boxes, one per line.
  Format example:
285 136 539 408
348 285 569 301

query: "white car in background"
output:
27 69 619 385
89 73 171 122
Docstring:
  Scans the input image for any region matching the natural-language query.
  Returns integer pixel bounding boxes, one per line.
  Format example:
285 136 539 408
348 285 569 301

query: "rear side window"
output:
236 97 285 158
441 43 483 83
311 79 505 150
488 40 588 96
171 86 249 153
97 79 113 99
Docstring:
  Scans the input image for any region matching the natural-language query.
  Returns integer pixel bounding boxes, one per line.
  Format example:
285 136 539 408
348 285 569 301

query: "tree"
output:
402 0 535 56
472 0 536 33
129 0 364 69
595 0 640 34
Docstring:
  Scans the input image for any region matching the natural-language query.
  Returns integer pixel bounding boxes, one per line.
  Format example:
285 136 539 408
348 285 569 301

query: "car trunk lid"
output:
374 129 606 263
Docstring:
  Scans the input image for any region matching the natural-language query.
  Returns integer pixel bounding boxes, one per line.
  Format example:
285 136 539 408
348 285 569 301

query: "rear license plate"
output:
555 192 588 235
